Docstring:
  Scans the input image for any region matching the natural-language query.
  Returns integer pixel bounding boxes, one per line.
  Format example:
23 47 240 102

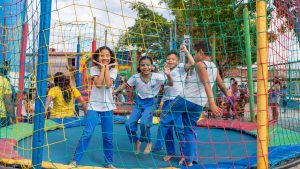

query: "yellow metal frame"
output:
256 0 269 168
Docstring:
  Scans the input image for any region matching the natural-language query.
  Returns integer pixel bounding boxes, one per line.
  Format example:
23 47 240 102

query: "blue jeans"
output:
73 110 113 164
154 99 183 155
161 96 203 163
126 97 157 143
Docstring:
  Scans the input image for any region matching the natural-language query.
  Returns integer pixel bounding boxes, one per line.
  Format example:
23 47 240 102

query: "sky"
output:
24 0 299 72
47 0 174 51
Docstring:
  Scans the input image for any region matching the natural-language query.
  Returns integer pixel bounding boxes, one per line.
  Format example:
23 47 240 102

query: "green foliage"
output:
160 0 274 66
119 0 277 66
118 2 171 61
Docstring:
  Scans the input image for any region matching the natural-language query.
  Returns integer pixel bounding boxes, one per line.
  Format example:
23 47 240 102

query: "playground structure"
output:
0 0 300 169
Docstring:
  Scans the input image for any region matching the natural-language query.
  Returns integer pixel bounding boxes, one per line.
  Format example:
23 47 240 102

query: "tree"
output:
159 0 274 66
273 0 300 46
118 2 171 62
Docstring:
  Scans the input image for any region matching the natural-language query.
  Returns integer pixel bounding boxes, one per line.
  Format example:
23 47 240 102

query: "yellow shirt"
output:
0 76 12 117
48 86 81 118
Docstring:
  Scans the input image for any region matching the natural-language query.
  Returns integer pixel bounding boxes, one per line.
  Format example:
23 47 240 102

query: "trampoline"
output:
0 115 299 168
13 118 257 169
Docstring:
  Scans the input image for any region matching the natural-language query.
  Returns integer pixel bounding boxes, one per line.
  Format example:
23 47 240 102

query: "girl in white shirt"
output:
71 46 117 169
117 56 173 154
160 41 229 166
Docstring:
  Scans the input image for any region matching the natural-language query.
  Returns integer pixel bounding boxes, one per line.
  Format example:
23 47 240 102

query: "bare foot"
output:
178 158 185 165
143 142 152 154
179 159 193 167
135 140 141 154
163 155 172 161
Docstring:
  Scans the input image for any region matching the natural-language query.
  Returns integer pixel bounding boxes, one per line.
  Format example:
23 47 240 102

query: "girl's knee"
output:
140 119 152 128
139 121 147 128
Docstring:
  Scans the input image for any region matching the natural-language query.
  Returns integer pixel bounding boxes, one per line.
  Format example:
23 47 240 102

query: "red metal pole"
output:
17 22 28 122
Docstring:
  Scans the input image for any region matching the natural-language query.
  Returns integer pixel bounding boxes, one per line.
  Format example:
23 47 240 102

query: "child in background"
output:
22 89 36 123
153 47 195 162
228 81 241 119
269 76 281 121
115 78 127 102
45 72 87 119
116 56 173 154
71 46 117 169
236 89 248 121
281 85 287 113
0 72 13 127
22 92 29 122
159 41 229 166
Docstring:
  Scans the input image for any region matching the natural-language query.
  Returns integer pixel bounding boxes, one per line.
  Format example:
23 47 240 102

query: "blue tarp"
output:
181 145 300 169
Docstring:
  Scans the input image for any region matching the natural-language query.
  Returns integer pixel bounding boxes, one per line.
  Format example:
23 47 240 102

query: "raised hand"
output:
93 60 105 69
164 63 171 76
179 45 188 53
107 62 118 69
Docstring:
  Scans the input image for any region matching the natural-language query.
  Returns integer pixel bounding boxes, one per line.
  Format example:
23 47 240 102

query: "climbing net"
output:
0 0 299 168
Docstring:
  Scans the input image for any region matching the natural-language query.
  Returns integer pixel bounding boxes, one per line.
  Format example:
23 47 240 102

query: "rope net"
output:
0 0 299 168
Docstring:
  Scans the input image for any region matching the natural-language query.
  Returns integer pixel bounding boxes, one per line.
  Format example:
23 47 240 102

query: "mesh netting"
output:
0 0 299 169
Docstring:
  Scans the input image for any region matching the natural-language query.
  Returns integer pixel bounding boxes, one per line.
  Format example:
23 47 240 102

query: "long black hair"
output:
137 56 153 73
53 72 72 103
92 46 116 66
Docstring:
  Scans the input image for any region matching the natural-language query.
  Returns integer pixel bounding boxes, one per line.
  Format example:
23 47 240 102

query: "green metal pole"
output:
132 49 137 75
243 6 255 122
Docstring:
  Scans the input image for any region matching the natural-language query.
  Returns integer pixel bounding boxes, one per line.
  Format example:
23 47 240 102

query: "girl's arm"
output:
196 62 222 115
45 95 52 118
185 51 195 69
93 60 105 88
180 45 195 69
216 71 230 97
77 96 87 114
114 83 129 94
104 63 117 88
164 64 173 86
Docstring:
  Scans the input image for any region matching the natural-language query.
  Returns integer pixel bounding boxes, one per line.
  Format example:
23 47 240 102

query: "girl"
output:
227 81 241 119
0 73 12 127
116 56 173 154
269 76 281 120
153 47 195 163
160 40 229 166
71 46 118 169
22 89 36 123
45 72 87 119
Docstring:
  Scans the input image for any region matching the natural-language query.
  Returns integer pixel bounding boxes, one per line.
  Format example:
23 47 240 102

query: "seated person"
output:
45 72 87 119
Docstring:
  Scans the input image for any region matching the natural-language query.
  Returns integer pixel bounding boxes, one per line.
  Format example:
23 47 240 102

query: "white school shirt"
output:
88 66 118 111
162 63 186 101
127 73 165 99
22 100 35 116
180 61 218 106
22 100 27 116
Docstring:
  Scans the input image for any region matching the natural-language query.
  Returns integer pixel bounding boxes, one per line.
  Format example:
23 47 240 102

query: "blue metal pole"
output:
76 36 82 90
32 0 52 168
